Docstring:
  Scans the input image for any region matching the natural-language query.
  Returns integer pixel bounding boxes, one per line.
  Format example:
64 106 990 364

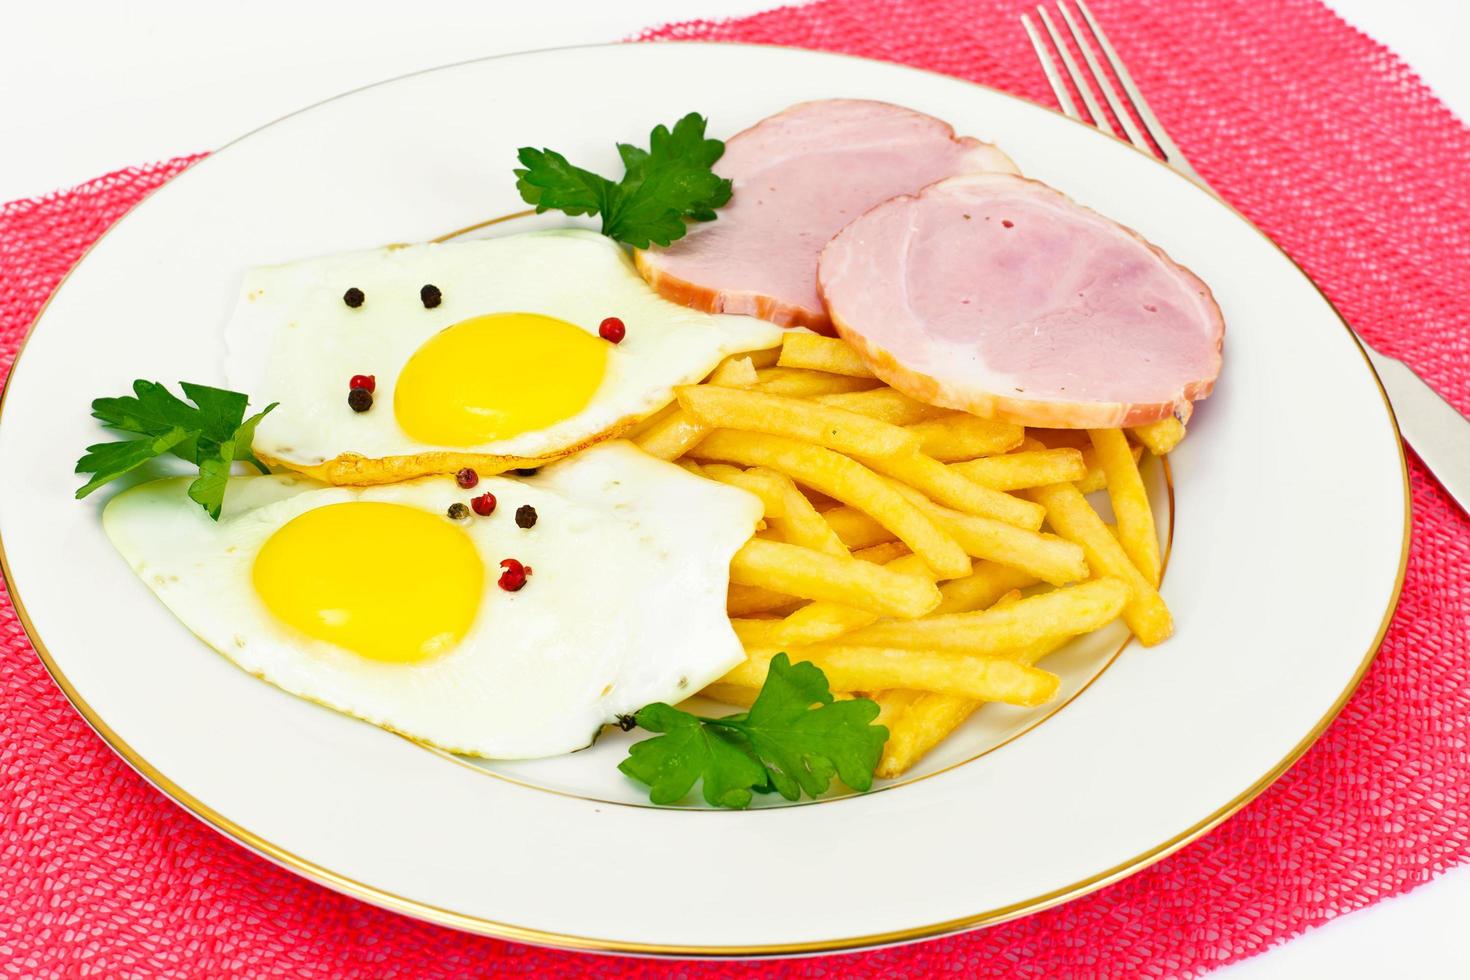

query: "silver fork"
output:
1024 0 1470 515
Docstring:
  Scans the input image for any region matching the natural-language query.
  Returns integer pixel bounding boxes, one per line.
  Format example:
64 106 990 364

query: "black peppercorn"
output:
515 504 538 529
347 387 373 412
343 287 365 308
420 284 442 309
446 502 471 521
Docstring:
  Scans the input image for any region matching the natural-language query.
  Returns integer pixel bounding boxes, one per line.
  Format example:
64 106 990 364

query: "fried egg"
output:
102 441 762 758
224 229 782 484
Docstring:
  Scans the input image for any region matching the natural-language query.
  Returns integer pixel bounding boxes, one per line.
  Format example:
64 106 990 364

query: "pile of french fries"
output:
632 333 1184 779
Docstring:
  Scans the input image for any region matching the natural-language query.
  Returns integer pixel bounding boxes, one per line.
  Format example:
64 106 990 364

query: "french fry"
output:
676 385 919 458
1024 482 1173 645
697 682 761 708
951 448 1087 491
724 646 1060 707
735 554 941 648
861 450 1046 529
726 584 805 617
989 589 1080 663
709 355 759 388
696 682 853 709
876 693 980 778
752 367 877 396
692 430 970 578
1075 443 1143 494
1089 428 1162 586
813 387 949 425
729 539 941 619
887 482 1087 586
709 355 762 387
758 467 847 556
739 346 783 370
874 576 1059 778
934 562 1040 615
822 505 897 550
696 463 787 517
777 333 876 378
1131 416 1186 455
851 540 913 564
841 577 1128 654
871 689 922 732
732 604 876 648
633 356 763 459
1012 632 1073 667
625 399 682 440
635 410 711 460
906 414 1024 461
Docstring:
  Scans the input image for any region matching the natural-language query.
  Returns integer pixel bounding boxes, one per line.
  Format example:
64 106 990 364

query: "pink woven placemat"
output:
3 0 1468 975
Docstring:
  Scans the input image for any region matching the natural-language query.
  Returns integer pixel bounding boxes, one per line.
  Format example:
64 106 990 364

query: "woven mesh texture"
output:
3 0 1469 974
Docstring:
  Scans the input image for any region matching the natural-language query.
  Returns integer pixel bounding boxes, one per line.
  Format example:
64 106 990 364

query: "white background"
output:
1 1 1465 975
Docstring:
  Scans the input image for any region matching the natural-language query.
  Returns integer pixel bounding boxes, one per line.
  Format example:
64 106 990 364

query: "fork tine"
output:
1021 13 1081 120
1056 1 1150 151
1035 6 1115 136
1070 0 1197 172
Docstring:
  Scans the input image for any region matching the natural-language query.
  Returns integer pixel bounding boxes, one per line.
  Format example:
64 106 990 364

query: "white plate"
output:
0 43 1408 955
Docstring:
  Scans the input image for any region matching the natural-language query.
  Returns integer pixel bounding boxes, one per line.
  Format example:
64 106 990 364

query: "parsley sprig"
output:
514 113 733 249
618 654 889 809
76 381 276 520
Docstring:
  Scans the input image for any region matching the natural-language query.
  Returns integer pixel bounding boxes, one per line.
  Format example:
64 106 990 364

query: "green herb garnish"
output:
514 112 733 249
618 654 888 809
76 381 276 520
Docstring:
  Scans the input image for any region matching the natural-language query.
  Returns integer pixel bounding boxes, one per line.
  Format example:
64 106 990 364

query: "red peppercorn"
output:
349 374 376 393
598 316 626 344
456 467 479 489
471 492 496 516
497 558 530 592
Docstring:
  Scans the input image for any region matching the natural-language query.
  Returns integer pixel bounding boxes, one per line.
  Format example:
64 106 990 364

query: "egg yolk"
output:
394 312 609 446
252 502 484 662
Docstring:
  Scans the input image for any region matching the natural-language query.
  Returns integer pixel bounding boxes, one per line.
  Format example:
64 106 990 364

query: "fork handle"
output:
1365 347 1470 516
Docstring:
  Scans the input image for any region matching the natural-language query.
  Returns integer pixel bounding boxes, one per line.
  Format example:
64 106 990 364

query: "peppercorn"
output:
446 502 471 521
420 284 442 309
513 467 539 477
515 504 537 529
471 492 497 516
343 287 365 308
349 373 376 393
456 467 479 489
497 558 530 592
347 387 373 412
599 316 626 344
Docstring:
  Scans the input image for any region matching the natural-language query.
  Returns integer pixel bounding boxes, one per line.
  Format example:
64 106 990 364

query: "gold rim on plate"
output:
0 41 1412 957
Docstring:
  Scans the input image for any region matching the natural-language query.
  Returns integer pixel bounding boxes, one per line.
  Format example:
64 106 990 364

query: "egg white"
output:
102 441 762 759
225 229 782 481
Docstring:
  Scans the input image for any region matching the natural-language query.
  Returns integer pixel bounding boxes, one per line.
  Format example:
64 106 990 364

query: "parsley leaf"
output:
77 380 277 520
514 113 733 249
621 703 772 809
618 654 888 808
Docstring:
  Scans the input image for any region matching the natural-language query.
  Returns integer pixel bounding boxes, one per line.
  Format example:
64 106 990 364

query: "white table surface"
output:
2 1 1465 975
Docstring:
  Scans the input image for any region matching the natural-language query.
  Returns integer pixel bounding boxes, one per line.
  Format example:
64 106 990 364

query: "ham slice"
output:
634 99 1017 331
818 173 1225 428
